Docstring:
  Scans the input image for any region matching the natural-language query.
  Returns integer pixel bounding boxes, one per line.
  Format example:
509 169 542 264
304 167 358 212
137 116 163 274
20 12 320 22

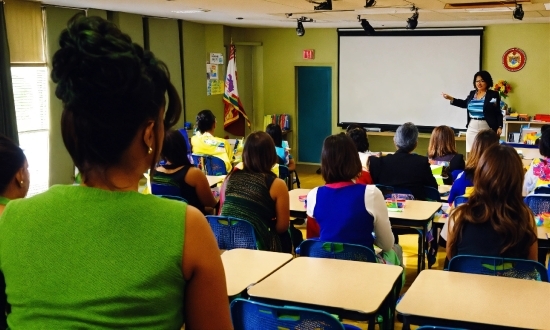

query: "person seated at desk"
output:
447 145 538 261
153 130 217 214
306 133 402 266
427 125 465 185
447 129 499 206
368 122 437 200
191 109 233 173
220 131 292 252
0 135 30 215
346 127 373 184
266 123 295 171
524 129 550 195
0 16 231 329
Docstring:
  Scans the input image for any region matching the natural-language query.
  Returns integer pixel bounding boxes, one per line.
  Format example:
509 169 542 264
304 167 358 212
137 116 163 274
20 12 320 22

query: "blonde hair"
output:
428 126 457 159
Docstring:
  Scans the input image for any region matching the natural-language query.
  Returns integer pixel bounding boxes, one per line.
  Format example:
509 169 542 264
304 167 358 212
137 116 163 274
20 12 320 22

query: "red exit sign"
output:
303 49 315 60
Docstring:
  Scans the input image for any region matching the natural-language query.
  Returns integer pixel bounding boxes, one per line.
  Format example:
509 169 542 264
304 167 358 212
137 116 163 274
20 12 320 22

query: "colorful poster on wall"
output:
207 80 224 96
210 53 224 64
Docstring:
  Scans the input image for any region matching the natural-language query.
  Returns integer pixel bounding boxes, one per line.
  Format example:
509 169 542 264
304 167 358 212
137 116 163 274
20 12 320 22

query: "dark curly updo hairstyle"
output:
0 135 26 195
196 110 216 134
51 14 181 180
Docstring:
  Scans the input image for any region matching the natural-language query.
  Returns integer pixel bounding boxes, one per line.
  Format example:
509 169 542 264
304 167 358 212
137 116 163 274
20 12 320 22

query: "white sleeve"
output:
440 214 455 241
306 187 318 218
365 185 394 252
523 163 537 196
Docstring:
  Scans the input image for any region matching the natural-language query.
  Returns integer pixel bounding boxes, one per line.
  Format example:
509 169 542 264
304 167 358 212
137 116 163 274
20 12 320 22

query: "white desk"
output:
207 175 226 188
247 257 403 323
389 200 441 273
397 269 550 329
221 249 292 297
288 188 310 218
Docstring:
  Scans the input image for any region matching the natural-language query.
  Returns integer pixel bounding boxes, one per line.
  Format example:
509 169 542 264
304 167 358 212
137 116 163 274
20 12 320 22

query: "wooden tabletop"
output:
537 226 550 240
289 188 311 212
247 257 402 317
206 175 226 187
397 270 550 329
221 249 292 297
388 200 441 221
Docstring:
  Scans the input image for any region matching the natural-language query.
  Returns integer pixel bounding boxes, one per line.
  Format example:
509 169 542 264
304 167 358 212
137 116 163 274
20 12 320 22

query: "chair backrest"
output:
205 156 228 176
151 182 182 197
454 195 469 206
375 184 394 198
295 239 376 263
524 194 550 215
278 165 291 190
534 185 550 194
424 186 441 202
205 215 258 250
230 298 345 330
448 255 548 282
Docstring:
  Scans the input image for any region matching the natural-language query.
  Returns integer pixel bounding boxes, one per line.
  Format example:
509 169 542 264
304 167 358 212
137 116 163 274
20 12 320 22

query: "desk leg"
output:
367 315 376 330
421 224 427 271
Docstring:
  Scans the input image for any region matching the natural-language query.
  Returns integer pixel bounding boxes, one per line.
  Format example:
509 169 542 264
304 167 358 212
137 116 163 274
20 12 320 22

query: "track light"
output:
357 15 375 35
313 0 332 10
406 6 419 30
364 0 376 8
513 3 524 20
296 17 313 37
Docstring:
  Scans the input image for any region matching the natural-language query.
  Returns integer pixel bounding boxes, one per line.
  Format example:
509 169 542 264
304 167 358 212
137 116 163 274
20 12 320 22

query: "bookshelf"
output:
503 121 548 142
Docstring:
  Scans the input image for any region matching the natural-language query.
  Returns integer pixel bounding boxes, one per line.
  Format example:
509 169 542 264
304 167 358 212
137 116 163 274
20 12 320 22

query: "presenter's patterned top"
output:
467 97 485 119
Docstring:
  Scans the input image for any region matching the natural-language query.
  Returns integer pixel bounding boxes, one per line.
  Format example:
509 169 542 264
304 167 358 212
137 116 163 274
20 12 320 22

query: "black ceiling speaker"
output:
513 3 524 20
296 20 305 36
364 0 376 8
406 8 419 30
314 0 332 10
360 19 375 35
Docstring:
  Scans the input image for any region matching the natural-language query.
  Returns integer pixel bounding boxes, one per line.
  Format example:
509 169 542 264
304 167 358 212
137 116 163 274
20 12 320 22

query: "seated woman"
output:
153 130 217 214
306 133 401 266
191 109 233 173
346 127 373 184
447 129 499 205
368 122 437 200
265 123 295 171
523 129 550 195
0 135 30 215
447 144 538 261
220 131 291 252
0 15 231 329
427 125 465 185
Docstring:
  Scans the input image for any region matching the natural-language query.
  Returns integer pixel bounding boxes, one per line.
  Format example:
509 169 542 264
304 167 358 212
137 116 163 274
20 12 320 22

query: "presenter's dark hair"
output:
473 71 493 90
539 129 550 158
161 130 191 167
0 135 26 195
266 124 283 148
243 132 277 174
321 133 362 184
347 127 369 153
196 110 216 134
51 14 181 180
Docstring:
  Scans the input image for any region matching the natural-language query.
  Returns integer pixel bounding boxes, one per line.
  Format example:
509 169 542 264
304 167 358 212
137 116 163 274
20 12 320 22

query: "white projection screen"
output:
338 29 483 132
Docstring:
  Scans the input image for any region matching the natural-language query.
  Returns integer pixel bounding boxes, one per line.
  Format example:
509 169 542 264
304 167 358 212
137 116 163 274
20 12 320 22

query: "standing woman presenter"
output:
442 71 502 153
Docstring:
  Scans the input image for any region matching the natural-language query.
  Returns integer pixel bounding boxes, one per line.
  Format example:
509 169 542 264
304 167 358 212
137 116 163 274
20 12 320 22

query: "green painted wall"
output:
46 6 84 185
110 12 143 55
483 24 550 115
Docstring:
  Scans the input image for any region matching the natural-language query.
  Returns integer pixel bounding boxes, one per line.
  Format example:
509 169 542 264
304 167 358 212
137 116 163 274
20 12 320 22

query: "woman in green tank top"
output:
0 15 231 329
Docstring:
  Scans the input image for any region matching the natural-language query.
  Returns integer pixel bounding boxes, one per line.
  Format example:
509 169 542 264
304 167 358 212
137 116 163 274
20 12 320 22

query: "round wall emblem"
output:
502 48 526 72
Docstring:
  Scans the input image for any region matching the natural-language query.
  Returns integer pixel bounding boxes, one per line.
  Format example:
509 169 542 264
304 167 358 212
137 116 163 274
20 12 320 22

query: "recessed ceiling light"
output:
544 3 550 10
170 9 210 14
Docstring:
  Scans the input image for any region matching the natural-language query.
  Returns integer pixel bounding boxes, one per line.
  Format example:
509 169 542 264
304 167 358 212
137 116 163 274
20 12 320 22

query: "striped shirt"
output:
467 96 485 119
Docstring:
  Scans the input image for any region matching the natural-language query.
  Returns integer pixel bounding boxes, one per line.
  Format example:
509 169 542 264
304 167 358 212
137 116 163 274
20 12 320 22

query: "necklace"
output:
476 90 486 100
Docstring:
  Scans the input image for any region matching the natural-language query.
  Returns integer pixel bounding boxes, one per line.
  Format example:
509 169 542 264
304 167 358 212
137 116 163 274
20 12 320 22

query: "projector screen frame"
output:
337 28 483 134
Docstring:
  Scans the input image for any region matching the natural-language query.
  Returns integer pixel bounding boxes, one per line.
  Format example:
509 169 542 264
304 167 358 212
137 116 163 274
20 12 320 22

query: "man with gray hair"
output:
369 122 437 200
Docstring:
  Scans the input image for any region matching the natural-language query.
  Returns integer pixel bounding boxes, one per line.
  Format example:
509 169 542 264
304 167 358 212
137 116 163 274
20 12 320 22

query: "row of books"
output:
263 114 291 131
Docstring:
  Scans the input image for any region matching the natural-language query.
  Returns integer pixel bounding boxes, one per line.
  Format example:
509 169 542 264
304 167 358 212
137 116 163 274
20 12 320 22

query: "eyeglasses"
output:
475 80 485 83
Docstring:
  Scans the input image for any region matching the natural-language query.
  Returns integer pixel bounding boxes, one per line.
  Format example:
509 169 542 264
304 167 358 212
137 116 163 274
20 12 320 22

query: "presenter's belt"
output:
471 117 485 120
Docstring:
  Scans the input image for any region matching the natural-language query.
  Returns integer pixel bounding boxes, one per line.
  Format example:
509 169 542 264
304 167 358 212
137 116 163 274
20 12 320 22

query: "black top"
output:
456 221 531 259
153 165 205 213
450 89 503 132
368 150 438 200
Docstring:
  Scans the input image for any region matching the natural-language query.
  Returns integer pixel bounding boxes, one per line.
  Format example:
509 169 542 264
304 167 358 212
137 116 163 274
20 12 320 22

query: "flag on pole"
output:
223 43 250 136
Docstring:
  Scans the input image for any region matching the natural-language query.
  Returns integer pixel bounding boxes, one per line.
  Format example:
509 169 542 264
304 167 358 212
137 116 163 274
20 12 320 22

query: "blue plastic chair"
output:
448 255 549 282
534 185 550 194
192 154 228 176
424 186 441 202
453 195 469 206
205 216 258 250
278 165 291 190
230 298 350 330
524 194 550 215
151 182 182 197
295 239 377 263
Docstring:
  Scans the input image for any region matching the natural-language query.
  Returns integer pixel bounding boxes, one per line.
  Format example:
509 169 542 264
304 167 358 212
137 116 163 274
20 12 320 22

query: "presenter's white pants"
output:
466 119 490 152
